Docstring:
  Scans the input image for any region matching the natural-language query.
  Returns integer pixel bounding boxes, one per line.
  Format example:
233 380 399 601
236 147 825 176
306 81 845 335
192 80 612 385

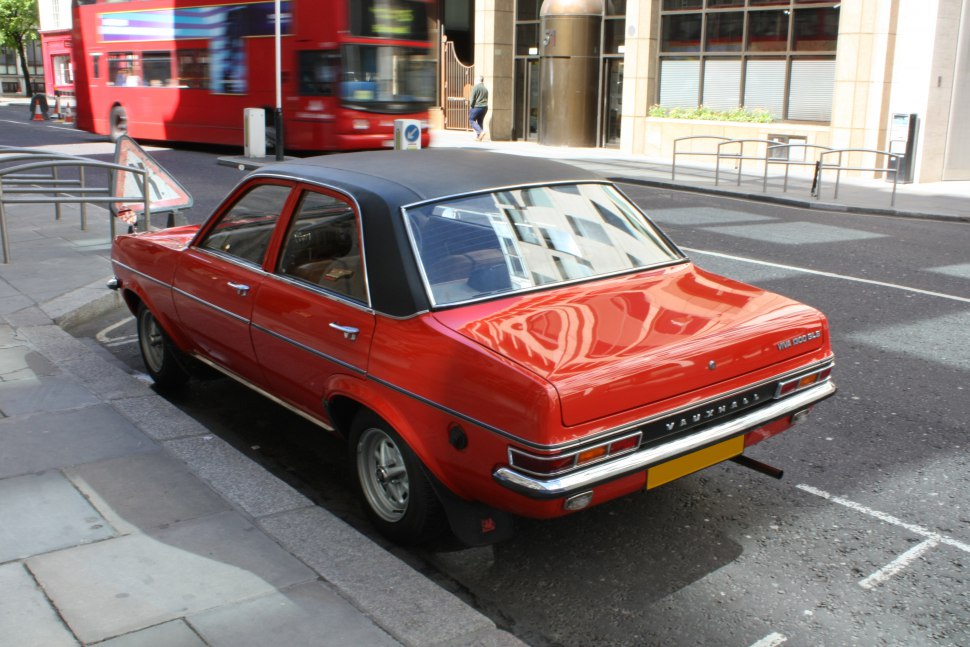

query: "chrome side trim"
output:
172 286 250 324
190 354 337 433
111 259 170 289
492 380 836 499
250 322 367 376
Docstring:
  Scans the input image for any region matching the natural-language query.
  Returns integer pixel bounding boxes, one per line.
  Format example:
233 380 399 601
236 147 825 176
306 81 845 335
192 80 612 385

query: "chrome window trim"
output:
493 380 837 499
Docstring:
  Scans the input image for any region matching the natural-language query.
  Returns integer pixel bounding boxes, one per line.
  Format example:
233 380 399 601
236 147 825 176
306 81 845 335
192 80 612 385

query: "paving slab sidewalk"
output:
0 200 521 646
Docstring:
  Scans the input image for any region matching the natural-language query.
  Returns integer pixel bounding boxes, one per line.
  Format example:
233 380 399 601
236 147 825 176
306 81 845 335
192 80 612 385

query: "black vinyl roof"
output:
247 149 607 318
255 148 602 204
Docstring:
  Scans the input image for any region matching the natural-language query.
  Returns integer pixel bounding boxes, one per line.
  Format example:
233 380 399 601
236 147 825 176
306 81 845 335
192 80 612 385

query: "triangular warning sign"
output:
111 136 193 216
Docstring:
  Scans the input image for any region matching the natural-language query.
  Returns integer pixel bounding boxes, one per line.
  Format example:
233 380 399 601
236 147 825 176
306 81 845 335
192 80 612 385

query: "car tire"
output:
136 304 190 389
109 105 128 142
349 411 445 544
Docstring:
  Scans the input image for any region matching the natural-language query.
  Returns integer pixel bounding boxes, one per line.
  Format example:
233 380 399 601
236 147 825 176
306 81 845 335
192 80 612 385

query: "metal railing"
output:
816 148 900 207
671 136 902 207
671 136 732 182
0 148 150 263
763 143 832 193
714 138 774 186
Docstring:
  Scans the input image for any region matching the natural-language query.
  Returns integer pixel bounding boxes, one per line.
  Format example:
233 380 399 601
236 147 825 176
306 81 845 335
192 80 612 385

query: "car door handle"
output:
227 281 250 296
329 323 360 341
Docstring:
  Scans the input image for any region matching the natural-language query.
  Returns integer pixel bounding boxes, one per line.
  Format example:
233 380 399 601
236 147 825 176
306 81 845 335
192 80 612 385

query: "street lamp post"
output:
274 0 284 161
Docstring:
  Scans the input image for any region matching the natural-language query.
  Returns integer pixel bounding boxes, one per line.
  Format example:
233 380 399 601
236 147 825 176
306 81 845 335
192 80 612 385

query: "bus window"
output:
341 44 435 112
298 51 339 96
143 52 172 87
177 50 209 89
92 53 101 80
108 52 140 86
348 0 430 41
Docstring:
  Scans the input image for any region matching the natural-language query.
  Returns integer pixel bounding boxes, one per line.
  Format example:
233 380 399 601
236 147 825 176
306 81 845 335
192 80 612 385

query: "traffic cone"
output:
32 101 45 121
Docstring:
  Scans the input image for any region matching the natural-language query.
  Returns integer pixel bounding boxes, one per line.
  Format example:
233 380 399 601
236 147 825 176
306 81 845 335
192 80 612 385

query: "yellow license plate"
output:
646 436 745 489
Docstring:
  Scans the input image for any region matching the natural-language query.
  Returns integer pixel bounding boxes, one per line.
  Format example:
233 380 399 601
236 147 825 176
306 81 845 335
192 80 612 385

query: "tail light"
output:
508 432 642 477
775 365 832 398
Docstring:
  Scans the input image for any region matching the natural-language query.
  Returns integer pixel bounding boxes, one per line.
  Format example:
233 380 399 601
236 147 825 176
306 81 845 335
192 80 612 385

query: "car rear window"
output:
403 183 682 307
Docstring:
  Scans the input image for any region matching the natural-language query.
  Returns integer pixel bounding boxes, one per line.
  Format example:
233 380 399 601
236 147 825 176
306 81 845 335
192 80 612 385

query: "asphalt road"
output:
7 107 969 646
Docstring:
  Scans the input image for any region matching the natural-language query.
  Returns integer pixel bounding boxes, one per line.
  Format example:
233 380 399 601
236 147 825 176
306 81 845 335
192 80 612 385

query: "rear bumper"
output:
492 380 836 499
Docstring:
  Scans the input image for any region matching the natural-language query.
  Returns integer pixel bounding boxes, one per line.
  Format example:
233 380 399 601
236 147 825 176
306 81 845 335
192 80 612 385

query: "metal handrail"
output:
671 136 732 182
762 144 833 193
0 158 150 263
817 148 900 207
1 151 86 221
714 139 775 186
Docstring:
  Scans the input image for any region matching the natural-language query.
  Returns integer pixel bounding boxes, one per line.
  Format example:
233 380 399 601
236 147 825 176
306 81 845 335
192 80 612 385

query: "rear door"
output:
251 186 376 421
172 180 296 386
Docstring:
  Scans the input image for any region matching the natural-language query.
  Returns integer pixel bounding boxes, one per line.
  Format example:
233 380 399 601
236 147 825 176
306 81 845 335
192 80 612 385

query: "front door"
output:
172 180 294 385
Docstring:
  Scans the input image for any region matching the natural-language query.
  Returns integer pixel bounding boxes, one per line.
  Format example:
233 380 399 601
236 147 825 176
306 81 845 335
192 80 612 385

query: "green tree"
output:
0 0 39 97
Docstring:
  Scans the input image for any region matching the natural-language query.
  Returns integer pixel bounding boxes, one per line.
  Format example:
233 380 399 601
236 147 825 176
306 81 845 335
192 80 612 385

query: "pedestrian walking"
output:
469 76 489 141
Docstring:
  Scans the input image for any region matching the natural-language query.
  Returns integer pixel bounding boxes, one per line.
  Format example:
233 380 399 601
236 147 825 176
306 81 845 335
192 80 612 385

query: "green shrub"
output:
648 105 774 123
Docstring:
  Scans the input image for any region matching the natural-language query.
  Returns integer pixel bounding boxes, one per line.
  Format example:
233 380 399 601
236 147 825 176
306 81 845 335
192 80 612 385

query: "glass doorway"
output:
602 58 623 147
514 58 540 141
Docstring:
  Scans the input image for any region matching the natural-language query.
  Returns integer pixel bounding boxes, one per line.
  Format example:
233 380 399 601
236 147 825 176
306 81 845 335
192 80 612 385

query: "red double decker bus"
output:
70 0 435 151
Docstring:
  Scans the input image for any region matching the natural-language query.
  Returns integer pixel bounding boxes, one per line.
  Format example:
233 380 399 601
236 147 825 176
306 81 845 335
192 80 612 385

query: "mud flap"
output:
428 475 516 546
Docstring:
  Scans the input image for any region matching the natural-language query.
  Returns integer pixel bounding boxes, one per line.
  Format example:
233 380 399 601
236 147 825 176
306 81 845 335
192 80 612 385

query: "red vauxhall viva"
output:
110 150 836 545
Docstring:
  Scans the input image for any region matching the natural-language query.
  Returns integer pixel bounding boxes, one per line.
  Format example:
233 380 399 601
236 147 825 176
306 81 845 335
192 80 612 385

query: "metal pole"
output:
80 167 87 230
274 0 284 161
0 180 9 263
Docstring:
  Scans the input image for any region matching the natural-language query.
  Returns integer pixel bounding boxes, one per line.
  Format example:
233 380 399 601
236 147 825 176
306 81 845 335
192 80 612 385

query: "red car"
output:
110 150 836 545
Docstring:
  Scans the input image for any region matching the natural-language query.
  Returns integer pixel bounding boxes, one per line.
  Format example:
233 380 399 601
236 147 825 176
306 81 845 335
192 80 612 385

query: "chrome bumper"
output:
492 380 836 499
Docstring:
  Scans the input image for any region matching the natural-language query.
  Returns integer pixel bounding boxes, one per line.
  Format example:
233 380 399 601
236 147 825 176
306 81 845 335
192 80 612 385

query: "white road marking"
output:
858 537 940 590
96 317 135 345
797 484 970 589
683 248 970 305
104 334 138 348
749 632 787 647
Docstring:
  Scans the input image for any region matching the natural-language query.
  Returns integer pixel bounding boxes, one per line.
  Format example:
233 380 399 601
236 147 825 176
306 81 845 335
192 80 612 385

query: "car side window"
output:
277 190 367 303
199 184 291 266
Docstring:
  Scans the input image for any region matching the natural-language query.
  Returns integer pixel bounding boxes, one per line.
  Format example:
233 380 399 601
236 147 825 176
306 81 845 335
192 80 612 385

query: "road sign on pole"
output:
111 136 193 217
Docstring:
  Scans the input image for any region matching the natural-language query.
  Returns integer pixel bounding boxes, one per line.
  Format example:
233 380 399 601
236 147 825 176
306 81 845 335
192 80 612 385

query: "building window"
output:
658 0 839 122
52 54 72 86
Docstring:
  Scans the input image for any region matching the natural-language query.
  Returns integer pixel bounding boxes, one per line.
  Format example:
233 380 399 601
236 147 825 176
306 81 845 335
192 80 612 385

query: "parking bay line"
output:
683 248 970 305
797 484 970 588
749 632 787 647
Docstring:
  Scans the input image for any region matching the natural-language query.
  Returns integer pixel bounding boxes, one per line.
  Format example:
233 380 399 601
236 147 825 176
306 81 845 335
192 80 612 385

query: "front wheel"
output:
349 412 445 544
109 105 128 142
136 304 189 389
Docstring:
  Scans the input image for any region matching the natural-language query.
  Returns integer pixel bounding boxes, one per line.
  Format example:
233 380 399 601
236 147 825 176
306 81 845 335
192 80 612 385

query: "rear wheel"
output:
109 105 128 142
349 412 445 544
136 304 189 389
